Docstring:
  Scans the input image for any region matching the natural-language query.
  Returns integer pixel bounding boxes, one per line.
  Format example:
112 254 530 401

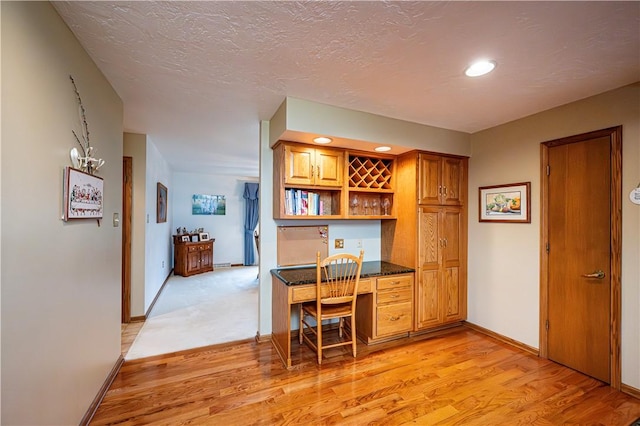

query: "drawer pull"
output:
389 315 401 321
390 294 399 299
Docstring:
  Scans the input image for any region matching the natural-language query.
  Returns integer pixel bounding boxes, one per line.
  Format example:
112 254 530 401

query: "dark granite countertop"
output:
271 261 415 286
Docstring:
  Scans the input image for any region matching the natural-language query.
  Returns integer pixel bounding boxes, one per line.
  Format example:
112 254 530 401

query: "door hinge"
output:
546 242 550 253
545 320 549 331
546 165 550 176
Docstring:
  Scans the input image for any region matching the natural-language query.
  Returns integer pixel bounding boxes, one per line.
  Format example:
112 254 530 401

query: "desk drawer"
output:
377 287 412 305
376 301 412 336
377 275 412 291
291 279 372 303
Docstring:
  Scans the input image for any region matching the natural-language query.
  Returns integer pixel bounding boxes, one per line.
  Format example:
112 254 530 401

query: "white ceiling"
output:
52 1 640 177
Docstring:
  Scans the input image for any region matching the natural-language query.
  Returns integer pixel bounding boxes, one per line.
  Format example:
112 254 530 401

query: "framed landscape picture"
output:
192 194 226 215
479 182 531 223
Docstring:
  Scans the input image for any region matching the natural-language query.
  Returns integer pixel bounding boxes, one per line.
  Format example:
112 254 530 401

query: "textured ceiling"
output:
52 1 640 177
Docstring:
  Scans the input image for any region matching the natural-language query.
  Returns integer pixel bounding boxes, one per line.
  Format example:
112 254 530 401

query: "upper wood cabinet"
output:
418 153 466 206
284 144 343 187
273 141 397 219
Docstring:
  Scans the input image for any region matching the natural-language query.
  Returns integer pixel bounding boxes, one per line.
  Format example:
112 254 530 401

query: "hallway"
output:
122 266 259 359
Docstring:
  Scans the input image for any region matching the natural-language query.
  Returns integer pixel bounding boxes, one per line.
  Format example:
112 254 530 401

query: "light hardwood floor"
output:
95 327 640 425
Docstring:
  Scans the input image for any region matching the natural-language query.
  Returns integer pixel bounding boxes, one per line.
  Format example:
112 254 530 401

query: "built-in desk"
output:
271 261 415 368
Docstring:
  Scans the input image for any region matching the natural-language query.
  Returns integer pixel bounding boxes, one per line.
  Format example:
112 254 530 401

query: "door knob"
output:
582 270 605 279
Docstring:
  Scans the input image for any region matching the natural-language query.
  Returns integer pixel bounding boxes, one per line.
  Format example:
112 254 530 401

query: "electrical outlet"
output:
335 238 344 249
162 261 165 268
356 239 363 248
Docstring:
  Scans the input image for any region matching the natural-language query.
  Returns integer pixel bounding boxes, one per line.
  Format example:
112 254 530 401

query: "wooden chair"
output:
299 250 364 364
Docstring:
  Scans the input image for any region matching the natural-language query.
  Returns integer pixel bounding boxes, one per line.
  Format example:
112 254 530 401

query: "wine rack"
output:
348 156 393 190
347 154 395 218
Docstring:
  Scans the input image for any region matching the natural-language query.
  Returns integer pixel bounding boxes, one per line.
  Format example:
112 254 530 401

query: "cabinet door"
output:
416 207 443 329
314 148 343 187
284 145 314 185
418 153 441 205
200 245 212 269
442 157 464 205
442 208 464 322
186 250 201 274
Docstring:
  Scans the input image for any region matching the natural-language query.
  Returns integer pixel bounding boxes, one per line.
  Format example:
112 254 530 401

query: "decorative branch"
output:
69 75 104 174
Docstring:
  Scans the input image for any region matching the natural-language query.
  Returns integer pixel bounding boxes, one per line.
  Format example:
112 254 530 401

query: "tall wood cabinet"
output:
382 151 468 333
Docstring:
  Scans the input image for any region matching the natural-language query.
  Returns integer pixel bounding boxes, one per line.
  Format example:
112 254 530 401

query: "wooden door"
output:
314 148 343 187
284 144 314 185
418 154 441 205
543 127 621 385
121 157 132 323
416 206 442 329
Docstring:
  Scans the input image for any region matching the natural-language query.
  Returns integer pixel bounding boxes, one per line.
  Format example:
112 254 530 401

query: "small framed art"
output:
181 235 190 242
157 182 167 223
63 167 104 221
479 182 531 223
199 232 210 241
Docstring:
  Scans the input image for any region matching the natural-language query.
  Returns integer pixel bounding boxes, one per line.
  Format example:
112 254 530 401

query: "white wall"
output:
144 139 172 312
172 172 258 266
1 2 123 424
468 83 640 389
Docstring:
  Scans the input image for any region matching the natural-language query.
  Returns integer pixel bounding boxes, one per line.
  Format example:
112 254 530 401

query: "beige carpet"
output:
125 266 259 360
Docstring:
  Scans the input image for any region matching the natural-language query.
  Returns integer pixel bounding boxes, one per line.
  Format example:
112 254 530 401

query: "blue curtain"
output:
243 183 259 265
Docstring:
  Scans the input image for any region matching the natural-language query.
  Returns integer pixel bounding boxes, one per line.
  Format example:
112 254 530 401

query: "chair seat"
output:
302 302 352 319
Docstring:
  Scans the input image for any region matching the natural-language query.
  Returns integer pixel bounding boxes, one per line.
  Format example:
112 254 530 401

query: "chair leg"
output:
351 317 357 358
317 318 322 365
338 318 344 338
299 305 303 344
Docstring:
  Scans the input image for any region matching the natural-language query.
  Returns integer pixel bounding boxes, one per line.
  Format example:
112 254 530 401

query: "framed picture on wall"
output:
157 182 168 223
63 167 104 221
192 194 226 215
479 182 531 223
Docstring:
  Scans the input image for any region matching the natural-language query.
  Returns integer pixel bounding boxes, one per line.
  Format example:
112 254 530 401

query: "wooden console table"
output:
173 236 215 277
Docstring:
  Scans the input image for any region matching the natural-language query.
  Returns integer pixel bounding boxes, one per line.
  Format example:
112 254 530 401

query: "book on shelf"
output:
284 189 328 216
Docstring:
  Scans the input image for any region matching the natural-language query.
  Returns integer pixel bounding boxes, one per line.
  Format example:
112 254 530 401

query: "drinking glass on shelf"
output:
382 198 391 215
363 200 369 215
350 194 359 215
372 199 379 215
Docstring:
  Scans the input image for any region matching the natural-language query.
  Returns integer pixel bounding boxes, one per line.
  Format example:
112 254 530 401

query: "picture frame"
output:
181 235 190 242
192 194 226 215
63 167 104 221
157 182 167 223
199 232 210 241
479 182 531 223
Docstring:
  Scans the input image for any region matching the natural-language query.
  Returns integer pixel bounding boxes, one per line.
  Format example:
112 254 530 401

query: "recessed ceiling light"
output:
375 146 391 152
465 60 497 77
313 137 332 144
